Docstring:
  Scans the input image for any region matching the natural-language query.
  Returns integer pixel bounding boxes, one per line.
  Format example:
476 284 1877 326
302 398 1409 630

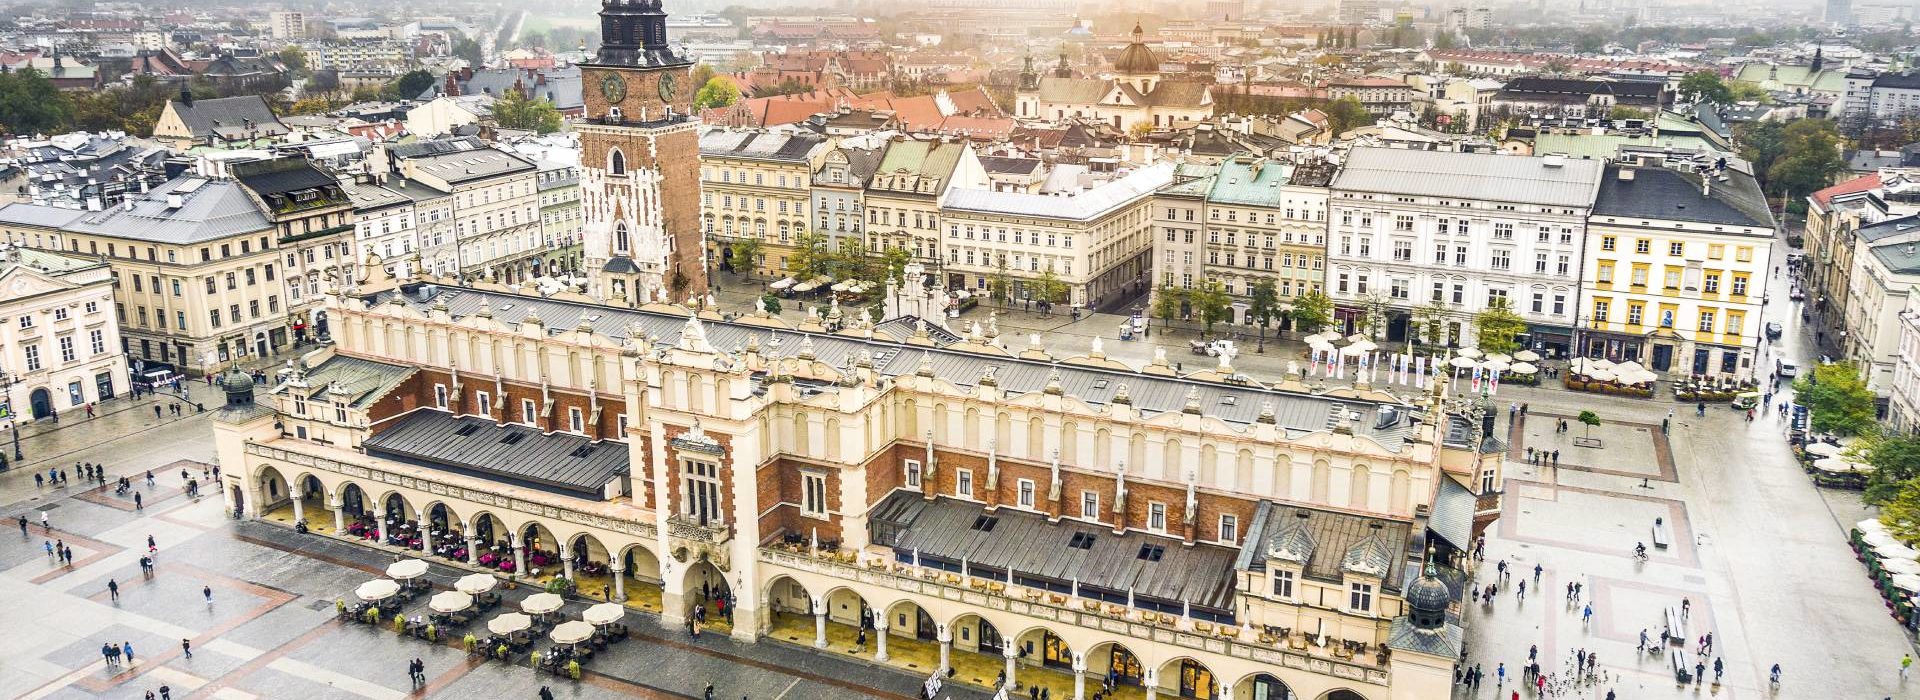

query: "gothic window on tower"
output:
615 222 630 253
609 149 626 175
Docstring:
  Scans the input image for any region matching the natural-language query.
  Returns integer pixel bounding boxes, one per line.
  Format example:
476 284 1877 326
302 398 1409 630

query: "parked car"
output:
1778 360 1799 378
1766 322 1784 340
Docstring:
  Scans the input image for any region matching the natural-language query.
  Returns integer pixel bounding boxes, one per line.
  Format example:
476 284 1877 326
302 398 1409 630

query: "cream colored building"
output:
0 167 343 373
699 129 830 278
940 163 1169 308
216 274 1501 700
864 138 987 285
1154 154 1333 326
1580 160 1774 379
381 137 545 285
0 245 127 423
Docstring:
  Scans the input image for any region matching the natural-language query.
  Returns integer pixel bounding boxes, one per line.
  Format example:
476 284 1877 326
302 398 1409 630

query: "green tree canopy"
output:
384 69 437 101
693 76 741 111
1473 296 1528 355
1678 70 1732 104
1867 435 1920 504
1289 289 1333 333
1793 362 1877 437
1152 285 1184 328
0 68 71 135
1577 410 1600 438
491 89 563 133
1324 95 1370 134
1192 279 1232 335
278 46 310 78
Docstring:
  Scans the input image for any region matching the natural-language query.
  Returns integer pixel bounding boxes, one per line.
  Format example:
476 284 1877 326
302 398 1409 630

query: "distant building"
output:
271 11 308 40
1490 77 1666 121
1012 26 1214 132
0 245 127 422
151 91 291 150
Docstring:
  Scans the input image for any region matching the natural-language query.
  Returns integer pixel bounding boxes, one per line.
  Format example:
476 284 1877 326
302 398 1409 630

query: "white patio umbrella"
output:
582 603 625 626
487 612 533 635
1872 537 1920 561
1866 531 1904 550
430 591 474 614
456 573 497 595
1455 348 1483 359
1480 358 1511 373
1620 369 1659 386
1587 368 1618 383
550 620 596 645
1484 353 1512 365
1805 442 1844 457
1860 518 1890 533
1884 558 1920 576
1613 360 1647 375
1893 573 1920 594
1513 350 1541 362
1346 333 1370 344
1509 362 1538 375
1310 338 1336 352
1343 339 1377 355
356 579 401 602
521 592 565 615
386 559 429 580
1812 457 1861 473
1448 356 1478 369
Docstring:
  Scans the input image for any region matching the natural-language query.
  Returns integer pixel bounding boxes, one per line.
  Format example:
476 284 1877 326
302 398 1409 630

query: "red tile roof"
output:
1811 173 1881 208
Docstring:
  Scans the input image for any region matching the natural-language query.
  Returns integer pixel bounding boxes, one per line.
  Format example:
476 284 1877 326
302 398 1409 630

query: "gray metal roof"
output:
943 162 1174 222
371 285 1422 443
391 137 536 185
1593 164 1773 230
277 354 417 409
1236 500 1411 592
1428 478 1475 552
870 492 1240 611
1333 147 1605 209
699 129 828 162
364 410 628 498
0 175 273 244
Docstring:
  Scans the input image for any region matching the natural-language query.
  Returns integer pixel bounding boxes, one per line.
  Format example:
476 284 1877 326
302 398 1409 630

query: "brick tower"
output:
578 0 705 306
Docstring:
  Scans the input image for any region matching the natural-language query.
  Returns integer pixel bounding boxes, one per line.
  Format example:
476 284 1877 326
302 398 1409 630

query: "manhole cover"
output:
309 598 339 611
37 503 61 511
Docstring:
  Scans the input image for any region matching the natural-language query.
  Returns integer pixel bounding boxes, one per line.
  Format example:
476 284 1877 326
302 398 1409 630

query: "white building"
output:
0 245 127 424
380 138 544 285
270 11 307 40
1580 159 1776 380
940 163 1170 308
1889 289 1920 432
344 180 420 277
1326 148 1603 355
1152 154 1334 325
1845 214 1920 394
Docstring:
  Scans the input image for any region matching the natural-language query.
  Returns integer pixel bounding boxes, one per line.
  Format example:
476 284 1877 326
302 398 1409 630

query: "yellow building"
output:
700 129 830 278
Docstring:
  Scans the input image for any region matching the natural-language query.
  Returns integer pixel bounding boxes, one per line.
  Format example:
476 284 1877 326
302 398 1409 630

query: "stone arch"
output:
609 148 627 175
254 463 290 510
1026 415 1044 459
1232 671 1298 700
1199 443 1218 485
1156 655 1219 699
1128 431 1146 470
467 510 513 545
1235 449 1255 491
825 416 842 457
1010 624 1084 672
946 609 1015 655
933 402 949 443
337 481 371 516
377 489 414 520
765 574 814 617
793 411 811 456
883 598 938 641
1164 438 1183 479
820 585 873 629
567 531 613 576
995 411 1012 451
617 542 663 584
964 407 981 445
1094 426 1110 465
1315 690 1368 700
1061 420 1079 463
1086 640 1146 687
901 398 919 436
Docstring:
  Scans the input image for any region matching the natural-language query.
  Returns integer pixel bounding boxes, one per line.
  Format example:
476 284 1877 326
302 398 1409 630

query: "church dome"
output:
1113 23 1159 75
1406 564 1451 628
222 370 255 395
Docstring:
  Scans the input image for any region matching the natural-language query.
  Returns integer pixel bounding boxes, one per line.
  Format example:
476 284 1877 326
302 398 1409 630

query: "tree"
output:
307 70 341 95
1607 105 1649 120
1248 279 1279 352
692 63 717 87
1793 362 1878 437
1325 96 1370 135
278 46 310 78
1192 279 1232 336
0 68 71 136
452 32 485 68
759 293 782 315
1289 289 1332 334
1678 70 1732 105
289 96 340 115
1473 296 1528 354
1577 410 1601 438
1413 301 1449 346
1153 284 1184 329
693 76 740 111
787 228 830 278
1879 478 1920 544
1867 435 1920 504
491 89 562 133
1031 268 1068 313
728 237 762 280
1128 121 1154 140
384 69 437 101
1764 120 1847 202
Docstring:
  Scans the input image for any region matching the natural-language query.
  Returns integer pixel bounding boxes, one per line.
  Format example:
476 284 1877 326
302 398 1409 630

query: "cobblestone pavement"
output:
0 414 988 700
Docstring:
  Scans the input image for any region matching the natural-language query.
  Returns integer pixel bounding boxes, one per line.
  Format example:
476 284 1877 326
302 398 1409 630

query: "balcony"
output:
757 546 1393 687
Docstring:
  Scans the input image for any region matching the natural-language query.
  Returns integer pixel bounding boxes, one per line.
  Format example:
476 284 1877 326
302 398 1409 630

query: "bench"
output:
1664 606 1686 643
1652 519 1672 550
1669 647 1692 683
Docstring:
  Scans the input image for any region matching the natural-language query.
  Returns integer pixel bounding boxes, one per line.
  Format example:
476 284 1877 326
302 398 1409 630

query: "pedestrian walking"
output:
102 643 115 666
146 470 154 486
203 585 213 607
16 515 26 536
160 686 170 700
44 540 54 561
1583 603 1594 627
108 579 119 601
34 472 43 488
1682 597 1690 619
1533 563 1542 583
85 403 94 418
539 687 555 700
181 639 192 660
1517 580 1526 602
123 641 134 665
134 492 143 510
1903 653 1912 681
154 405 162 419
40 510 50 531
1714 657 1724 681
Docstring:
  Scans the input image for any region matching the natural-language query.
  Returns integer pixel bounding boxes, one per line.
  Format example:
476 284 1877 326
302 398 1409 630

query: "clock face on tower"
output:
600 73 627 103
657 72 677 102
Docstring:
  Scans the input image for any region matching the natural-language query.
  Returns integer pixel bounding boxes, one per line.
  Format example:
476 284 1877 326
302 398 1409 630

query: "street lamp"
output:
0 368 23 464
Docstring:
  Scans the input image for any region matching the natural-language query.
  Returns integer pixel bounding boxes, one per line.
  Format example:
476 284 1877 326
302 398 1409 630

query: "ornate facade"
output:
578 0 706 307
215 269 1501 700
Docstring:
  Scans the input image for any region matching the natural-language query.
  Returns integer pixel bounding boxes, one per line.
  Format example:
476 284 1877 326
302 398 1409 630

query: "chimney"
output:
166 193 183 208
1703 178 1711 197
1618 166 1635 181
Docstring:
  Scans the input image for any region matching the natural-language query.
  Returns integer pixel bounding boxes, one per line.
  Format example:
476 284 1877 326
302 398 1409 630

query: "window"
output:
1704 273 1720 293
1272 570 1295 599
802 472 828 518
1732 275 1749 296
1635 238 1651 254
1594 300 1610 322
1631 266 1648 287
434 384 448 408
1148 502 1167 532
89 330 104 355
1491 249 1510 271
475 391 491 418
1218 514 1238 542
957 469 974 497
1493 222 1514 240
1597 262 1614 283
1081 491 1099 519
53 307 68 321
17 314 31 329
1350 582 1375 612
1698 310 1716 332
568 407 584 433
1394 214 1413 231
681 459 722 525
1017 479 1036 508
1628 303 1644 325
23 344 40 371
1669 241 1685 256
904 459 922 488
1393 240 1412 261
58 336 74 362
1664 269 1682 289
1601 236 1616 251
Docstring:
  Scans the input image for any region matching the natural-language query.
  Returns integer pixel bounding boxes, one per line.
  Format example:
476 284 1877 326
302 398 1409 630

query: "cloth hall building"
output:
214 269 1500 700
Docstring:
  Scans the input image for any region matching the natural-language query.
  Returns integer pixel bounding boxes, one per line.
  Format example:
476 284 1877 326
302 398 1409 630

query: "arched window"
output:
609 149 627 176
614 222 630 253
